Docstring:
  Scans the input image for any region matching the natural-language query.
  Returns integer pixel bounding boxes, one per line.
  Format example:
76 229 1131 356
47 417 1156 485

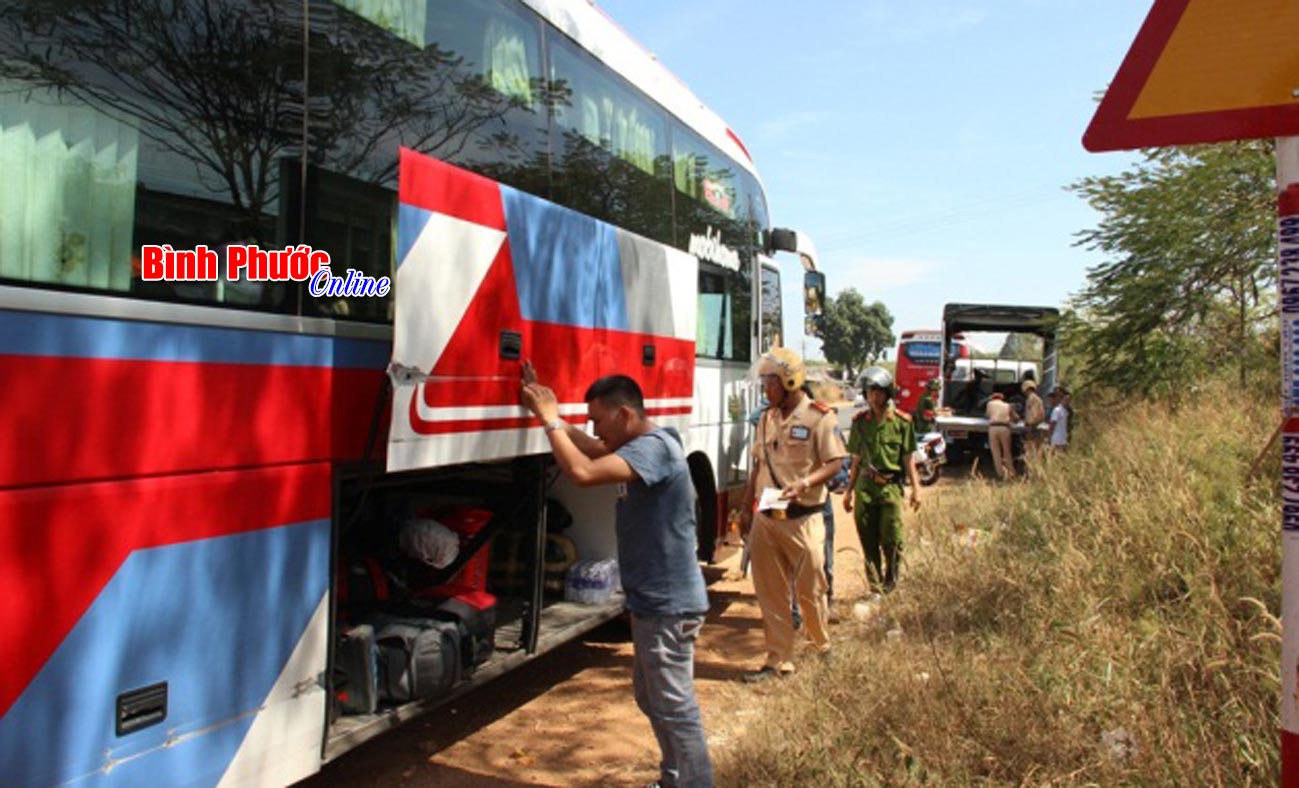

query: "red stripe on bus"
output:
404 406 693 435
399 147 506 231
726 128 752 163
0 463 329 718
0 356 384 489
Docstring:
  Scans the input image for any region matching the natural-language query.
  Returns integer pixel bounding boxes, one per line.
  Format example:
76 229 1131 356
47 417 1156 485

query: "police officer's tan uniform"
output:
749 396 846 672
1022 380 1046 462
986 395 1015 479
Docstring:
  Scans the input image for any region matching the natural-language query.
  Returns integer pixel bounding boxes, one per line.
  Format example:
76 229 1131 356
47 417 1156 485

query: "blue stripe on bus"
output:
500 185 629 331
0 310 389 368
0 519 330 788
396 203 435 269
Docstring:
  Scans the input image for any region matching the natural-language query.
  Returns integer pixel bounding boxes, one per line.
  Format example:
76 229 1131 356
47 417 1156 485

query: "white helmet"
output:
859 366 894 395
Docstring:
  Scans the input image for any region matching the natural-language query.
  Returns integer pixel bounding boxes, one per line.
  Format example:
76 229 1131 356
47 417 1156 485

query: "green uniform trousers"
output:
854 488 903 593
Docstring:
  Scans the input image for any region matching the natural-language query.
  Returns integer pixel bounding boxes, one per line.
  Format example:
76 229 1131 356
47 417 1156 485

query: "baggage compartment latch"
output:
116 681 168 737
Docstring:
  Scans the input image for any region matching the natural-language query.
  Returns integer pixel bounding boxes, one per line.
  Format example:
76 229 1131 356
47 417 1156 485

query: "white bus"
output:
0 0 821 784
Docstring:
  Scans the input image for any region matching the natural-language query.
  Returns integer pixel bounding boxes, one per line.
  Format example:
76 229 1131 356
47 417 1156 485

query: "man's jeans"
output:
630 613 714 788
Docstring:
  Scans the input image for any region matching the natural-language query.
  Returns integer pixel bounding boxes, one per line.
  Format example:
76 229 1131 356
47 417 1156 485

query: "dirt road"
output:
306 492 879 788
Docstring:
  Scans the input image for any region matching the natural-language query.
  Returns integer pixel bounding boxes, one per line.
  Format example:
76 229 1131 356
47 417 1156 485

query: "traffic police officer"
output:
845 367 921 596
741 348 846 682
914 377 941 434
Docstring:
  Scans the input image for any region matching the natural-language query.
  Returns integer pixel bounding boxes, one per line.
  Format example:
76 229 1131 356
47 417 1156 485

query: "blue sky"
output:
599 0 1152 358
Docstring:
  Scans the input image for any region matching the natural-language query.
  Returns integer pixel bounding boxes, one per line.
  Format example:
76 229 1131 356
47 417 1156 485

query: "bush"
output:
717 385 1281 785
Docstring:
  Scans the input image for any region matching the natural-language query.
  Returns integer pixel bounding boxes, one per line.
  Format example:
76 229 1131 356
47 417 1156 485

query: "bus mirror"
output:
766 228 798 255
765 228 820 272
804 271 826 337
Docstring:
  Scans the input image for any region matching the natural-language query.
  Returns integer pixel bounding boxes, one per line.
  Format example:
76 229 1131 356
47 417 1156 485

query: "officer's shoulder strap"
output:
852 410 871 423
810 400 833 414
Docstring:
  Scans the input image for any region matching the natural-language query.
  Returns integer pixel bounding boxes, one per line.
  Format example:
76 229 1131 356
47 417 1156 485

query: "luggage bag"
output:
373 617 461 703
334 624 380 715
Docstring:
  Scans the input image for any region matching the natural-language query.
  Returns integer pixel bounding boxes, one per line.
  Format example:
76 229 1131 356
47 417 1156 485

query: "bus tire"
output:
687 454 718 564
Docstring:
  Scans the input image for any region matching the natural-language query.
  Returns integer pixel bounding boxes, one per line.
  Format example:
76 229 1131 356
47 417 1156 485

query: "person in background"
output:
913 377 941 434
1021 378 1046 462
520 363 713 787
739 348 845 682
755 380 848 628
985 392 1016 479
1049 386 1072 451
845 367 920 597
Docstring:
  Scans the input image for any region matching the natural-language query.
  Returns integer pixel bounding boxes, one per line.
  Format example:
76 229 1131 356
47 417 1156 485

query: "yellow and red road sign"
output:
1084 0 1299 152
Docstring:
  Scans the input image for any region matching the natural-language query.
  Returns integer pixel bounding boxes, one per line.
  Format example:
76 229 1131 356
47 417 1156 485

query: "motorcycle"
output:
913 431 947 486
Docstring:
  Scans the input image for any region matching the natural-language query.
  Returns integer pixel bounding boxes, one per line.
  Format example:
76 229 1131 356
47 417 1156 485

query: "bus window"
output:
738 168 770 239
697 268 732 359
283 163 396 323
547 29 674 245
672 125 738 221
305 0 550 320
0 2 303 311
761 266 782 353
903 341 942 364
727 262 753 362
696 263 752 361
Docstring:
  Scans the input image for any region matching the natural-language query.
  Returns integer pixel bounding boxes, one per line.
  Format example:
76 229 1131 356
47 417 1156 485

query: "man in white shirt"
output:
1049 388 1071 450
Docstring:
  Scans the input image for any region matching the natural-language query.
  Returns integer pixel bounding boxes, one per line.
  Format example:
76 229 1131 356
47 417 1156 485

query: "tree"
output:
1069 141 1276 396
818 289 895 381
999 333 1041 360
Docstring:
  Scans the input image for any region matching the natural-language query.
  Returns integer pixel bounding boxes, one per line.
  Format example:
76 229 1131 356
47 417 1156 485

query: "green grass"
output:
717 386 1281 786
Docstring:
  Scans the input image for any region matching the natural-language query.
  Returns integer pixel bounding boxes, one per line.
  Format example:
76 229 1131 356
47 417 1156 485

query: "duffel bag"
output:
434 588 497 669
333 624 379 715
373 617 460 703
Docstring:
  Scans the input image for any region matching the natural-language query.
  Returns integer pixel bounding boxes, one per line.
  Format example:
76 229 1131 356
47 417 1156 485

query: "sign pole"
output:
1278 135 1299 787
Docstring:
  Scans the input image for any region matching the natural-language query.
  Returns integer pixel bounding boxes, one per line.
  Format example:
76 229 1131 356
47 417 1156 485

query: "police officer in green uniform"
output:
845 367 921 595
913 377 941 434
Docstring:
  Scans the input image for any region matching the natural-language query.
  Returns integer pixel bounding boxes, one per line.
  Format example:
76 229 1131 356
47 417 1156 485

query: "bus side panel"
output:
894 335 942 415
718 363 753 489
687 364 723 478
0 309 390 489
331 365 390 460
217 592 330 788
687 362 752 492
388 151 697 471
0 467 330 787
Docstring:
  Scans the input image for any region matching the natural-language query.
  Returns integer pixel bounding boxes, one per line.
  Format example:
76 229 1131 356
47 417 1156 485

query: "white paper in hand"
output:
758 486 790 513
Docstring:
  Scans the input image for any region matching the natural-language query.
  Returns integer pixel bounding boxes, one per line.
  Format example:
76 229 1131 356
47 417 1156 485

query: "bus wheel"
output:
687 455 718 564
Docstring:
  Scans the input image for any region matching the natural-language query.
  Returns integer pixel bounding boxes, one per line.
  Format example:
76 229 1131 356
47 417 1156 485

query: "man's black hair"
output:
584 375 646 416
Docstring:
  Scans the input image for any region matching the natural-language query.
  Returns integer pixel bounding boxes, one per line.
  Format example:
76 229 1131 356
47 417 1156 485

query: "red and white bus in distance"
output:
0 0 821 785
894 330 969 413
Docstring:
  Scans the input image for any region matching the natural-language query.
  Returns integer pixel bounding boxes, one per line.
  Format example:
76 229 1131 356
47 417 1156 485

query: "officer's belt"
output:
782 503 822 519
864 468 900 486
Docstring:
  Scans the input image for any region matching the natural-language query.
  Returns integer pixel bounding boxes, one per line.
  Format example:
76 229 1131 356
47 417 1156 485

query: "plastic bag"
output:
398 519 459 569
564 559 621 605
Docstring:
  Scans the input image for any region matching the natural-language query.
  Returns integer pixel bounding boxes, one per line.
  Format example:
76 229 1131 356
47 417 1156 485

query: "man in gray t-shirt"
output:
522 362 713 787
614 427 710 616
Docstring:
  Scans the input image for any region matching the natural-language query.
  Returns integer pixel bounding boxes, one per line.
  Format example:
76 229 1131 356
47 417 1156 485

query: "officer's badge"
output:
790 425 811 441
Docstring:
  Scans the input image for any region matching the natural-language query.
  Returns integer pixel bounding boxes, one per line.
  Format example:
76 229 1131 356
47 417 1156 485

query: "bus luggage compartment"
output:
325 457 625 760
